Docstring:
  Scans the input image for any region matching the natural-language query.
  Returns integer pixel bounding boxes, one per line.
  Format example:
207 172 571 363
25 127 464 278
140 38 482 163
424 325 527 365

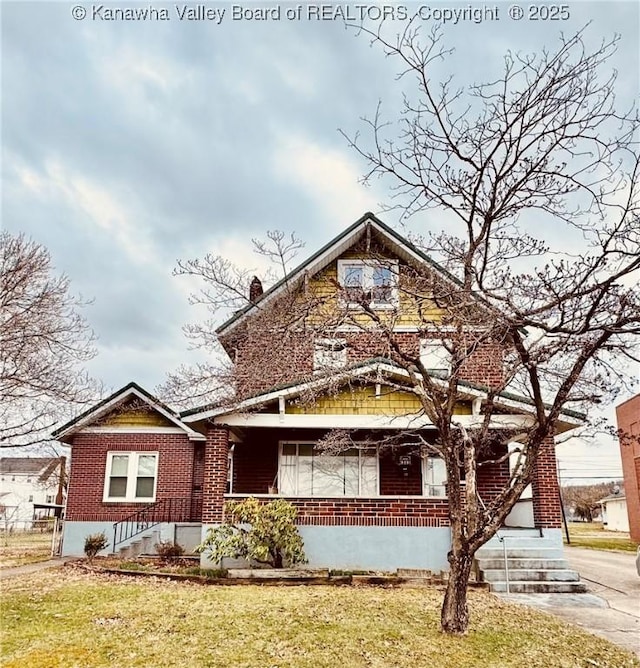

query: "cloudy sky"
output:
2 0 638 478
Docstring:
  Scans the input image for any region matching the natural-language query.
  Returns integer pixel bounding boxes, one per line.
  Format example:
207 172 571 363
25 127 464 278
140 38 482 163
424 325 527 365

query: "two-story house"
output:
55 213 581 571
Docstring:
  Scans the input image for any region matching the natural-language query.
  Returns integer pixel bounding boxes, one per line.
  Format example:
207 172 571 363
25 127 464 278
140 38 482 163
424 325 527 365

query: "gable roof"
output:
52 382 206 443
0 457 58 476
216 212 466 338
181 357 584 433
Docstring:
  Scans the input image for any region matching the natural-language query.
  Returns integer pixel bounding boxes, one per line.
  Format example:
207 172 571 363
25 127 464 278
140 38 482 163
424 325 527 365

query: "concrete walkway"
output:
0 558 69 580
499 547 640 658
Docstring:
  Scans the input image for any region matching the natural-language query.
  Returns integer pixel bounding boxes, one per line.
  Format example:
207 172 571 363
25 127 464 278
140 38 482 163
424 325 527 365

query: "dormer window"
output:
337 259 398 309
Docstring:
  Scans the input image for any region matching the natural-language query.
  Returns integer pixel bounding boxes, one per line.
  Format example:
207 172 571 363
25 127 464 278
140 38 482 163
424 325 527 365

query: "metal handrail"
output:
112 497 202 552
497 534 511 594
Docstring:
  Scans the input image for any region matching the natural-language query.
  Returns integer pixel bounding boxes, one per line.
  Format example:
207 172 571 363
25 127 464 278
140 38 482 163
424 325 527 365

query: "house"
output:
0 457 66 529
55 213 583 571
616 394 640 542
599 492 630 533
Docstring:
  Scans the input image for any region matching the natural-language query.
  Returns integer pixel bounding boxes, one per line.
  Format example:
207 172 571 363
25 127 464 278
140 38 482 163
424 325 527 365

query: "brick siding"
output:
65 432 198 522
616 395 640 541
531 436 562 528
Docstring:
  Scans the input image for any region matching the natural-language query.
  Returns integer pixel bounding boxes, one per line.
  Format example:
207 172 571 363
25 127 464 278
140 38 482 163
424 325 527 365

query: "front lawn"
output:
565 522 638 552
0 531 53 569
1 567 638 667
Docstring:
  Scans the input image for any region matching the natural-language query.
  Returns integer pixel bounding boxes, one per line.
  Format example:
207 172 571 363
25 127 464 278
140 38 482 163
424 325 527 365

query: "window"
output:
313 338 347 373
103 452 158 502
419 339 452 376
45 495 53 503
337 260 398 308
28 495 33 503
422 457 447 497
279 442 378 496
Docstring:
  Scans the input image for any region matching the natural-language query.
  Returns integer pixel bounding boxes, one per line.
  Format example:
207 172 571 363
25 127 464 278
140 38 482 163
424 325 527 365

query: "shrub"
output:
84 532 108 562
198 497 307 569
155 540 185 562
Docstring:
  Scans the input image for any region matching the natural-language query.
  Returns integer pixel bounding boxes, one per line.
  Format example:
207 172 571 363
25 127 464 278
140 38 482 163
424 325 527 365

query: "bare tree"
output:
0 232 101 447
167 23 639 635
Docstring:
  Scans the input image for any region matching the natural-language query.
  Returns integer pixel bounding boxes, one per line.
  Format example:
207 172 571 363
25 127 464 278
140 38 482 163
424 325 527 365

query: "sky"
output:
2 0 638 480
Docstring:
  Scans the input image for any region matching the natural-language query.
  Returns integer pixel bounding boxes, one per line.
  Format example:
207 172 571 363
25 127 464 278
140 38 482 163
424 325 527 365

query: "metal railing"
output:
112 497 202 552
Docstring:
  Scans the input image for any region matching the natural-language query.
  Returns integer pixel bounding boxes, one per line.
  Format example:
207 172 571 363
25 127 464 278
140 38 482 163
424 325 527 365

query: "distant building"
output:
616 394 640 542
0 457 66 529
598 492 629 532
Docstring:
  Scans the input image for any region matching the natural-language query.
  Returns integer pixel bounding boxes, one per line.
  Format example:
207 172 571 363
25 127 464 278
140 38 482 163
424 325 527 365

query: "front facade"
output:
616 394 640 542
57 214 576 567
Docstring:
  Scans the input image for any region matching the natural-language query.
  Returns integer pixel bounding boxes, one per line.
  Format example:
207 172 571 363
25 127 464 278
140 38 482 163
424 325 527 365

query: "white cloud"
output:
272 134 379 230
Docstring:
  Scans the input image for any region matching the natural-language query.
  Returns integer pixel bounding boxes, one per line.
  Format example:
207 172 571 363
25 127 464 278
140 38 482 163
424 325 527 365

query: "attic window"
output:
313 338 347 373
337 260 398 308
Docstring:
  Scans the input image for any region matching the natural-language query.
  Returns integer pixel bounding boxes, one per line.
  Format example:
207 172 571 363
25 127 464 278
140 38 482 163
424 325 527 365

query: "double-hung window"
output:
313 338 347 373
419 339 452 376
337 259 398 308
422 457 447 497
279 442 378 496
103 452 158 502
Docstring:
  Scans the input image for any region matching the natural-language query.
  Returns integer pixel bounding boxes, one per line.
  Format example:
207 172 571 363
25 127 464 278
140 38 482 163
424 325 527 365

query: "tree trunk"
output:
441 549 474 634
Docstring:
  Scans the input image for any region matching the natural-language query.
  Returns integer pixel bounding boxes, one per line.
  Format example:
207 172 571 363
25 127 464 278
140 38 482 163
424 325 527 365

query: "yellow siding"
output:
304 250 445 328
101 406 175 427
287 385 472 416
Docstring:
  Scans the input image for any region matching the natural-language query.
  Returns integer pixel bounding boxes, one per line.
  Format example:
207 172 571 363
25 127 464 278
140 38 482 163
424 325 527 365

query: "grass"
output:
1 566 638 668
565 522 638 552
0 531 53 569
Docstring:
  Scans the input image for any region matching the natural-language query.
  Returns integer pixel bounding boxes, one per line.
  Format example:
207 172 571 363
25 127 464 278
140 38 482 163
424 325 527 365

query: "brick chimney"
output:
249 276 263 303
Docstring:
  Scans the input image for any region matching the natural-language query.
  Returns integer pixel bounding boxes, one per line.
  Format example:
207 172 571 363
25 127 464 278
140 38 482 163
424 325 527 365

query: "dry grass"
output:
1 566 638 668
565 522 638 552
0 531 52 569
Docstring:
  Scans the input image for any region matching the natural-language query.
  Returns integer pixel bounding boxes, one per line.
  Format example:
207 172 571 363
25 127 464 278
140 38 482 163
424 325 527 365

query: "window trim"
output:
337 259 399 309
421 456 448 498
278 441 380 497
103 451 159 503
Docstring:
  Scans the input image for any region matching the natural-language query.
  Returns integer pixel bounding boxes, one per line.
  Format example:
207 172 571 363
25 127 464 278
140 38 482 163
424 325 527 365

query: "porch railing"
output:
112 497 202 553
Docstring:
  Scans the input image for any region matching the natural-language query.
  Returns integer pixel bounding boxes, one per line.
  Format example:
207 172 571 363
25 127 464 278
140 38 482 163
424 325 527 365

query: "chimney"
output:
249 276 263 303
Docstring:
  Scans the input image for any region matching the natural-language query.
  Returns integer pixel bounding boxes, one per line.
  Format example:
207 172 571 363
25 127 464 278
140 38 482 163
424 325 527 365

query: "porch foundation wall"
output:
199 523 451 572
61 520 175 557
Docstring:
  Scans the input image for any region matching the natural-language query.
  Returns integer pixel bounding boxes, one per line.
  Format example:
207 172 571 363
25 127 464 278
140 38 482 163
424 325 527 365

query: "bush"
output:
84 532 108 561
155 540 185 562
198 497 307 569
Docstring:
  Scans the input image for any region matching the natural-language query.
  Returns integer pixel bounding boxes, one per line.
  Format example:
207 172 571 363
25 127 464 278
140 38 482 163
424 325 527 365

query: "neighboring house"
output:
55 213 582 569
599 493 630 532
0 457 66 529
616 394 640 542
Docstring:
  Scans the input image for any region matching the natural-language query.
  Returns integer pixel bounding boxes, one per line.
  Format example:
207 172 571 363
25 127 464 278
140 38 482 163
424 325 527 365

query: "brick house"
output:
56 213 581 568
616 394 640 542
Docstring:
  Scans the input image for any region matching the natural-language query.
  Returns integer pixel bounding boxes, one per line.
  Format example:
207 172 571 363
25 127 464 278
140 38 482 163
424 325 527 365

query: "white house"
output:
0 457 66 529
599 493 630 533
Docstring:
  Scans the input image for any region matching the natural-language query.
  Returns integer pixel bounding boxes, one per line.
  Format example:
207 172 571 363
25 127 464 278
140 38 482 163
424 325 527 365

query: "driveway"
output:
501 546 640 658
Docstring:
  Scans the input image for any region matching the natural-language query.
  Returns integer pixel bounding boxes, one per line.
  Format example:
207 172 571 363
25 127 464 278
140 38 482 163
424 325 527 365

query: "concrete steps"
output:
117 530 160 558
475 530 587 594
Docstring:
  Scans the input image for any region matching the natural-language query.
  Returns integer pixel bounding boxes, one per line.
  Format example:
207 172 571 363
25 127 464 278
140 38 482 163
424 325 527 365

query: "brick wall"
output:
202 427 229 523
65 432 197 522
233 327 505 399
616 395 640 542
531 436 562 528
227 494 450 527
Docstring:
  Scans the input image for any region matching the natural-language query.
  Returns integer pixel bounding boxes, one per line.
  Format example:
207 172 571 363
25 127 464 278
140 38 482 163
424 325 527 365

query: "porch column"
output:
202 426 229 523
531 435 562 528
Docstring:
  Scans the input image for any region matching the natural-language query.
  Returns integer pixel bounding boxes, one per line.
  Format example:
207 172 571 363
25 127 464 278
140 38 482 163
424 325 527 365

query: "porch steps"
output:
117 530 160 559
475 531 587 595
